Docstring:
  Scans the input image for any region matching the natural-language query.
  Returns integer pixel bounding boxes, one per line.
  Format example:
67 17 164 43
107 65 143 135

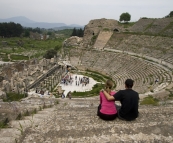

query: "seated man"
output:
102 79 139 121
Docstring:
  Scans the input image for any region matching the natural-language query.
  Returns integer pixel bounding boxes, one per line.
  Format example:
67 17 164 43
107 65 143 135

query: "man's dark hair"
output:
125 79 134 88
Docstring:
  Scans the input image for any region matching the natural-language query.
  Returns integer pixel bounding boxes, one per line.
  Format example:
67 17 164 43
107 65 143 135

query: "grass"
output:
84 72 105 82
72 83 103 97
85 69 116 88
10 54 29 61
103 28 110 31
3 93 26 102
91 35 98 43
159 21 173 35
140 95 159 106
86 69 111 80
168 90 173 98
123 30 173 38
56 29 73 38
0 118 9 128
0 37 64 61
72 69 117 98
118 22 136 28
144 20 155 31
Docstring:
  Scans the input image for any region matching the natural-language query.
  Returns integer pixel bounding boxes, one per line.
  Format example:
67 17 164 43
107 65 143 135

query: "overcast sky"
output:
0 0 173 25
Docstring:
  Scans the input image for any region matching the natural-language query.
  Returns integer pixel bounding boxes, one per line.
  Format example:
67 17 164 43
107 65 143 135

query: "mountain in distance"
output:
0 16 84 29
0 16 35 24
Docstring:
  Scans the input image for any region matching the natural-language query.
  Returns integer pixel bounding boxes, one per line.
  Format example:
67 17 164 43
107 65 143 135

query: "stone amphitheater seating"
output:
106 34 173 65
2 97 172 143
130 18 154 32
0 48 173 142
131 18 173 35
0 97 57 125
69 49 172 94
145 18 173 34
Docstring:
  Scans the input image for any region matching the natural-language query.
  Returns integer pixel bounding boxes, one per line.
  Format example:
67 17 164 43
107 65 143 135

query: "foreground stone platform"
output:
0 97 173 143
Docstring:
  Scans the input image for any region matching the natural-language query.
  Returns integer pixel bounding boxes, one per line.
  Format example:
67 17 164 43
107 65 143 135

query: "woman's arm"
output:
102 90 115 101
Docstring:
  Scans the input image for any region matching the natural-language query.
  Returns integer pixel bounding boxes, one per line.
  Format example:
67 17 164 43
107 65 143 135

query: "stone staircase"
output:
1 97 172 143
93 31 113 49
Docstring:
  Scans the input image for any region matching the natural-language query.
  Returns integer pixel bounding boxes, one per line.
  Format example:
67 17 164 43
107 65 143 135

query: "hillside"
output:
130 17 173 36
0 16 83 29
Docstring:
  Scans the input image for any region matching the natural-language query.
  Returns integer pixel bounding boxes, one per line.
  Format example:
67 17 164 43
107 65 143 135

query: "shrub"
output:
0 118 9 128
3 93 26 102
43 49 57 59
140 95 159 106
103 28 110 31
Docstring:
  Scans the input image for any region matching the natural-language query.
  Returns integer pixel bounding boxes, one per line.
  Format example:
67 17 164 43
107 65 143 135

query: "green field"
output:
0 37 65 61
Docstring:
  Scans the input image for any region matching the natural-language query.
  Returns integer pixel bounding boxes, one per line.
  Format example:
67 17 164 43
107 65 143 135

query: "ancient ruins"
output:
0 18 173 142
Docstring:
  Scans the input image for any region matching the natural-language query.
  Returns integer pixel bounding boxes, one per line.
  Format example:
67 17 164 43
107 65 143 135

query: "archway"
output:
114 29 119 32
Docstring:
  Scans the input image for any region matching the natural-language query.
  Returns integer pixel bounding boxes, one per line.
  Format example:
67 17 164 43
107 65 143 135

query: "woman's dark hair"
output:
125 79 134 88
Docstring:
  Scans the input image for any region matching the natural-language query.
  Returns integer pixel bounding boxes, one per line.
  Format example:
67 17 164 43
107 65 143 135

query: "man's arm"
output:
102 90 115 101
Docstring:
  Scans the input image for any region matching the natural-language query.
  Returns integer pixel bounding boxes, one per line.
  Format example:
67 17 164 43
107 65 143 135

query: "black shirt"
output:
113 89 139 121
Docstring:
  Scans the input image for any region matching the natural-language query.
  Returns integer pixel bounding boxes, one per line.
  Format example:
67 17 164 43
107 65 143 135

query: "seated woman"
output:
97 80 117 120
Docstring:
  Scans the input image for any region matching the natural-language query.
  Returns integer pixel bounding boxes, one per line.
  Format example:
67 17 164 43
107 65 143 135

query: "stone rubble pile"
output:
0 57 62 95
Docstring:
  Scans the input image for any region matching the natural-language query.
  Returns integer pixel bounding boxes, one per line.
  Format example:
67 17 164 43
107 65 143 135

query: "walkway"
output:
60 73 98 96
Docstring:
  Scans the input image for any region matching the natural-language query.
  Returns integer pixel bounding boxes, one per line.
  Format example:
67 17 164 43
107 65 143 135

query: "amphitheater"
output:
0 18 173 143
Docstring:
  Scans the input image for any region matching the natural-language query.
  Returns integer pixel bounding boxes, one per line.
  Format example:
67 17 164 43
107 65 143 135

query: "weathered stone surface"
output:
7 97 172 143
83 18 121 48
64 36 83 47
0 97 58 123
130 17 173 36
0 90 6 99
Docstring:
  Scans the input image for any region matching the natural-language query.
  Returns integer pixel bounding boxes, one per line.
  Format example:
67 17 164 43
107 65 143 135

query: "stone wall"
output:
83 18 121 48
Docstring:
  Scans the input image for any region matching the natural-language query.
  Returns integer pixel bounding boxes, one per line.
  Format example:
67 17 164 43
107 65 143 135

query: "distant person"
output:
97 80 117 120
155 78 159 84
67 91 72 99
102 79 139 121
61 92 65 99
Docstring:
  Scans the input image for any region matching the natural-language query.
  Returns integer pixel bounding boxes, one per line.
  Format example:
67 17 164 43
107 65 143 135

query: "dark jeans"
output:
97 104 117 121
115 104 126 120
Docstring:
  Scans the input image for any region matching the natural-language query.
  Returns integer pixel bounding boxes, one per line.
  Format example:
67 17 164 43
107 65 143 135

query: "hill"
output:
0 16 83 29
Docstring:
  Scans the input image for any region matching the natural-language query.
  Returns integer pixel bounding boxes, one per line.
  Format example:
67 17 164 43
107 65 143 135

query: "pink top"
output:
100 91 117 115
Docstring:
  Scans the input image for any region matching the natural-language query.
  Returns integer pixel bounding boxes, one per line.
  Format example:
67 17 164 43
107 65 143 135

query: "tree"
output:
24 30 30 37
43 49 57 59
71 28 84 37
0 22 23 37
165 11 173 18
78 28 84 37
119 12 131 23
71 28 77 36
54 43 62 51
170 11 173 17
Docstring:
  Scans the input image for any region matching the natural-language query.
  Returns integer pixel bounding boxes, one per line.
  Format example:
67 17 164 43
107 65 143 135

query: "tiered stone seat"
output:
0 97 57 126
130 18 155 32
69 48 82 66
145 18 173 34
130 18 173 36
5 97 172 143
70 49 171 94
80 50 101 67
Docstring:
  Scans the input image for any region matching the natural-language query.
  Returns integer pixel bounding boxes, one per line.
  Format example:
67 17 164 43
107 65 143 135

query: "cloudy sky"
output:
0 0 173 25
